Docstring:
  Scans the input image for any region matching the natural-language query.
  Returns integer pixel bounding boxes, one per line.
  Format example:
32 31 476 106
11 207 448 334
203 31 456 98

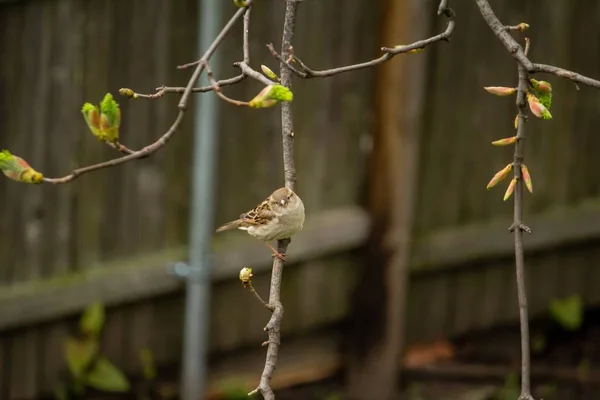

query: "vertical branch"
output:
279 3 298 190
250 2 299 399
512 62 534 400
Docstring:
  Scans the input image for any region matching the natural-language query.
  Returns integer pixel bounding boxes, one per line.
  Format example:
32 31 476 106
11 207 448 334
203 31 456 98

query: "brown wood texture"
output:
0 0 377 397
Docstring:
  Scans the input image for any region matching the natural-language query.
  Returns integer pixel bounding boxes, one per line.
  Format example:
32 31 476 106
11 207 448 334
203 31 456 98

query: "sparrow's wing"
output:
215 197 275 233
239 198 275 226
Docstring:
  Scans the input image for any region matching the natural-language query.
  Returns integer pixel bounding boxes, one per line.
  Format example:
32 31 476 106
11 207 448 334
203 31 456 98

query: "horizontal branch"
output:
268 2 455 79
476 0 600 89
44 112 185 184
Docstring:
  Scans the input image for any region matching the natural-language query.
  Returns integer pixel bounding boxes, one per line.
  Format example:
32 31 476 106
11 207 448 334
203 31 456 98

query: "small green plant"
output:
54 301 130 400
549 294 583 331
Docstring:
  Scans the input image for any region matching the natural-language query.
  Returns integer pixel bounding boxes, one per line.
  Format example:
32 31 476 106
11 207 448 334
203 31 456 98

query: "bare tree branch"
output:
268 3 455 79
249 1 299 399
509 61 535 400
476 0 600 89
205 62 251 107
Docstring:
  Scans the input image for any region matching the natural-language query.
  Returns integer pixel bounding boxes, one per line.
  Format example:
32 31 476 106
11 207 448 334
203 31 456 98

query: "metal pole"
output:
178 0 222 398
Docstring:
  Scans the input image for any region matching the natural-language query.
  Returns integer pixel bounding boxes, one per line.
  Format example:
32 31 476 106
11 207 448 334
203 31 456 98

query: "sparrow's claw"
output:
271 251 286 262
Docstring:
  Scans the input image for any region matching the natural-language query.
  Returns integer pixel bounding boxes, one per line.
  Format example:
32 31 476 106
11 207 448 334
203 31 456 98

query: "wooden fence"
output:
0 0 600 398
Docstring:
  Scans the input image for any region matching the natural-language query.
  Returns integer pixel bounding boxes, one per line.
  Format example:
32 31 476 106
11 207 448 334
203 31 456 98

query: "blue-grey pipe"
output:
180 0 222 398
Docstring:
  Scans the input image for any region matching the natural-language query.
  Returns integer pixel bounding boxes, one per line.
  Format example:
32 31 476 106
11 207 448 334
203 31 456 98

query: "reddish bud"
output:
530 79 552 94
521 164 533 193
486 163 513 190
527 93 552 119
492 136 517 146
483 86 517 96
504 178 517 201
0 150 43 184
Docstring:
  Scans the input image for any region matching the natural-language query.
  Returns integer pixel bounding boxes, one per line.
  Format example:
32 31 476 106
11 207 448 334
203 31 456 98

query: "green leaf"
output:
268 84 293 102
86 356 130 393
100 93 120 128
549 294 583 331
65 337 98 378
248 84 294 108
80 301 105 336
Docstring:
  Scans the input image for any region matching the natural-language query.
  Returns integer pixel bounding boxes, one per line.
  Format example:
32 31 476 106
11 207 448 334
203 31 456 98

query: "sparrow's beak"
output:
279 199 286 206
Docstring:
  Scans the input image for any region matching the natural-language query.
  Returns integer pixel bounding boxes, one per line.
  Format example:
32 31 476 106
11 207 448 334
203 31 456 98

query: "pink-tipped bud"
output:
483 86 517 96
530 79 552 94
492 136 517 146
504 178 517 201
527 93 552 119
487 163 513 190
521 164 533 193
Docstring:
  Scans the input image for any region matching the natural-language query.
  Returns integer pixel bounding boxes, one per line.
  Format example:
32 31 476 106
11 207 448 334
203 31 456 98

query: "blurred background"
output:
1 0 600 399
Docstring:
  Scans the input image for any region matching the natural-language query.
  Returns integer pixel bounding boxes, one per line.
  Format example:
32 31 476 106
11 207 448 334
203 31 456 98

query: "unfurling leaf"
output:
531 79 553 109
239 267 253 286
492 136 517 146
82 103 103 137
100 93 121 143
0 150 43 184
82 93 121 144
86 356 130 392
65 337 99 378
514 114 520 129
486 163 512 190
260 65 279 81
248 84 293 108
527 93 552 119
233 0 249 7
518 22 530 32
521 164 533 193
118 88 137 99
483 86 517 96
503 178 517 201
80 301 105 337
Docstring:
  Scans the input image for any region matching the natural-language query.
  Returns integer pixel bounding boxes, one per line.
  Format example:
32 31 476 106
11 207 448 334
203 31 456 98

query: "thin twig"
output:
249 2 299 399
107 142 136 155
129 75 247 99
504 23 529 32
136 6 255 100
205 62 250 107
268 3 455 79
42 5 249 184
476 0 600 89
245 282 274 311
234 61 276 86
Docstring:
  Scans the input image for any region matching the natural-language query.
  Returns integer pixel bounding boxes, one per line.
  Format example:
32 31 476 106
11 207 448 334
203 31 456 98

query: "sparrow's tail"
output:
215 219 243 233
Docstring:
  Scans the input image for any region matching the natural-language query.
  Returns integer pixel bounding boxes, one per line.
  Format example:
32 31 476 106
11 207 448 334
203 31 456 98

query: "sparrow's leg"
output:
264 241 286 262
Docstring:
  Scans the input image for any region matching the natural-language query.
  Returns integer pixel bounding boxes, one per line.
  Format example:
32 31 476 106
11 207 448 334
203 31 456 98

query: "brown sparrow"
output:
215 187 305 261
